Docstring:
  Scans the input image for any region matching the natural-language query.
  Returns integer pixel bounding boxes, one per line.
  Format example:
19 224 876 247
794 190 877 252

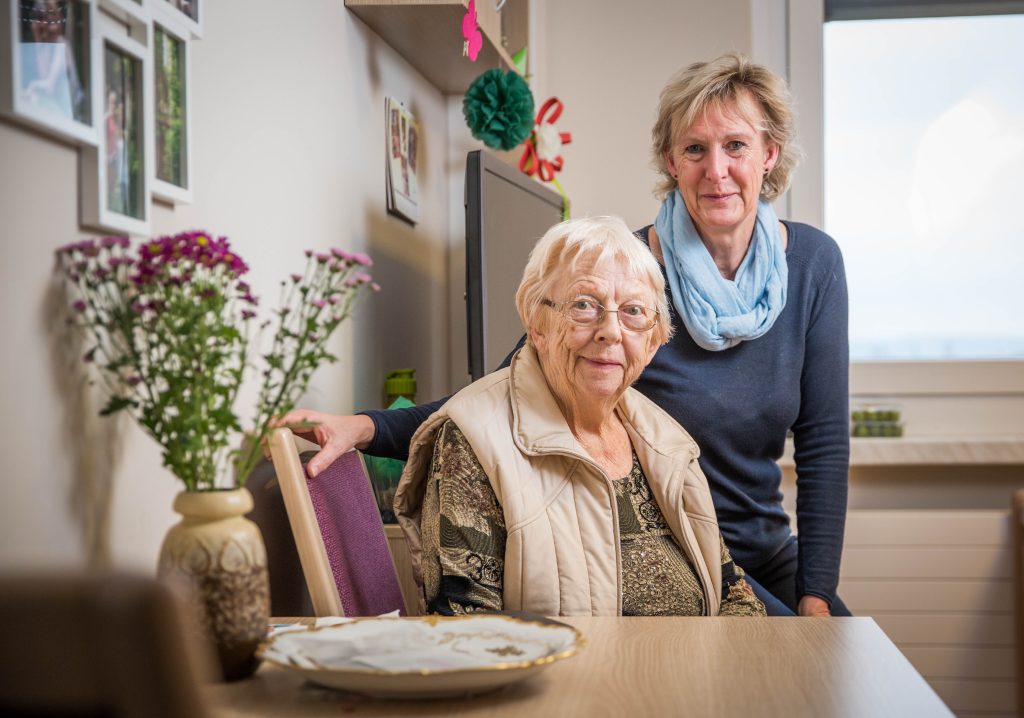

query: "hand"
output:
270 410 375 477
798 595 831 617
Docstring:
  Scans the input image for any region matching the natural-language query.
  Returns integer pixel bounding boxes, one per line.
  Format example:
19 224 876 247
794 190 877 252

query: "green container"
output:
384 368 416 407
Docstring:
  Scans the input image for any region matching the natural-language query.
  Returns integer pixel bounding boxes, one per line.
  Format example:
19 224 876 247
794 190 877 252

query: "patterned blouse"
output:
420 420 765 617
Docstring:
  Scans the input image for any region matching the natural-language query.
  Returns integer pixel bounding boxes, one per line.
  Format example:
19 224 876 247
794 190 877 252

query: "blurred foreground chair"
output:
264 427 407 617
0 572 215 718
1014 489 1024 718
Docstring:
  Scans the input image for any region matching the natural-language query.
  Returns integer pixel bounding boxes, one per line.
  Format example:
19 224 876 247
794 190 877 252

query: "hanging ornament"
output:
519 97 572 181
462 0 483 61
511 46 528 76
462 68 535 151
519 97 572 218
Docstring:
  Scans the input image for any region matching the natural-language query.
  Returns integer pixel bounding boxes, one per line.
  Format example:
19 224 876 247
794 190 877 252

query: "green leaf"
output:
100 395 136 416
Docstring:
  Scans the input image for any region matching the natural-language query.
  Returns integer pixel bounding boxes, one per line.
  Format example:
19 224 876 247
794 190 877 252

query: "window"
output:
823 12 1024 360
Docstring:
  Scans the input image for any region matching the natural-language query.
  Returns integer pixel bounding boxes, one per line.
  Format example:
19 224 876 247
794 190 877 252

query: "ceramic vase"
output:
158 487 269 681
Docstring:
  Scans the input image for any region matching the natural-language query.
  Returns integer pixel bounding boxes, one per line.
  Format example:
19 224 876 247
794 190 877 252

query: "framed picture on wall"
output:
80 14 151 234
97 0 149 37
384 97 420 225
155 0 200 38
149 17 190 203
0 0 99 145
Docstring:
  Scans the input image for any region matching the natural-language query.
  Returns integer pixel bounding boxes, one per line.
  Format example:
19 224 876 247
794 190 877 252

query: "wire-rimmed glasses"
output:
541 297 659 332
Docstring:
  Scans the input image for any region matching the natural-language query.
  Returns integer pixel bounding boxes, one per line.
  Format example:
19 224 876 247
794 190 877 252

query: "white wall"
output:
0 0 451 571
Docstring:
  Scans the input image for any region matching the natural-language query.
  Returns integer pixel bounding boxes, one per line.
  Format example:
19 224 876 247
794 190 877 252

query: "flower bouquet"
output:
56 231 377 490
55 230 377 680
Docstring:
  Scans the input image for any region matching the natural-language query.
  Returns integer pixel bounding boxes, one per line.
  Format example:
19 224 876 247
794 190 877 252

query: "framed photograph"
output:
149 18 190 203
0 0 99 145
80 14 151 234
153 0 200 39
384 97 420 225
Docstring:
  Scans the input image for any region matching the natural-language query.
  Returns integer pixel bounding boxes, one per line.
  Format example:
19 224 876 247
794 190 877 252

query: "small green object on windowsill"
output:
851 403 904 438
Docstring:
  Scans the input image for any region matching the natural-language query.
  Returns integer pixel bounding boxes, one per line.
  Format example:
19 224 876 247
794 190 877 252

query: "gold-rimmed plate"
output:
259 615 585 699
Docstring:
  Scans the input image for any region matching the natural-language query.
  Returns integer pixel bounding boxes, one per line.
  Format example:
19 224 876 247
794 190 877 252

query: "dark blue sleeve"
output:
791 245 850 606
360 335 527 460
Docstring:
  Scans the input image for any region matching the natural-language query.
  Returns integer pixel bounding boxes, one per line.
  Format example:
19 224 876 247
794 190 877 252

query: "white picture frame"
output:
151 0 200 39
149 16 190 203
80 13 152 235
0 0 100 146
97 0 148 39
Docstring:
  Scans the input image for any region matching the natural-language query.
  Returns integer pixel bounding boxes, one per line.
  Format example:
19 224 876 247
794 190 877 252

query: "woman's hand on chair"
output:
270 410 375 477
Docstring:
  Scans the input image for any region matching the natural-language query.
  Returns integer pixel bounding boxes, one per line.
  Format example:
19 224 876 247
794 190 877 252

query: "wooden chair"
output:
0 572 215 718
265 427 407 617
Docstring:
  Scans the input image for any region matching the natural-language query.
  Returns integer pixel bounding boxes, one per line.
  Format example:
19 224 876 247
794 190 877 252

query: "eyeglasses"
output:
541 297 659 332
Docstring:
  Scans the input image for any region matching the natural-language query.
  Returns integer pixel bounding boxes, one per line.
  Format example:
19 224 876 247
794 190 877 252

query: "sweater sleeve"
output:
361 402 443 461
791 242 850 606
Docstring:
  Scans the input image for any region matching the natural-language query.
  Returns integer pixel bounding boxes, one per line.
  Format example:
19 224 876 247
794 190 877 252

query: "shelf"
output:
779 436 1024 467
345 1 520 94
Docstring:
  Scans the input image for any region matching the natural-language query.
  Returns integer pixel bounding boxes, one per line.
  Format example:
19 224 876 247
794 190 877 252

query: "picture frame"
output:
0 0 100 146
152 0 200 39
384 97 420 225
97 0 148 39
149 15 190 203
79 13 152 235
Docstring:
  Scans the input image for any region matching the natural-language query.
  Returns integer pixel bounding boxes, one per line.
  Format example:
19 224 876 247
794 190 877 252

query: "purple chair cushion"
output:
304 451 405 616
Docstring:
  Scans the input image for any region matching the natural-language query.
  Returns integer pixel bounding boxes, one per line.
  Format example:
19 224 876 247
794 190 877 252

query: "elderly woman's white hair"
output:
515 216 673 346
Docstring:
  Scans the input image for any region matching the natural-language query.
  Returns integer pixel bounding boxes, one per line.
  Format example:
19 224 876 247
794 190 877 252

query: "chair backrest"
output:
0 572 215 718
267 427 407 617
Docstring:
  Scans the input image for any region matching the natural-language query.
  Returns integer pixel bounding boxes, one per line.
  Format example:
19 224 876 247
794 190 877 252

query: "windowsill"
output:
780 435 1024 467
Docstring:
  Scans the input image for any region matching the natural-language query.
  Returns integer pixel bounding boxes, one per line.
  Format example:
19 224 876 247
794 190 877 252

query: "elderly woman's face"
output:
666 94 779 238
531 257 660 404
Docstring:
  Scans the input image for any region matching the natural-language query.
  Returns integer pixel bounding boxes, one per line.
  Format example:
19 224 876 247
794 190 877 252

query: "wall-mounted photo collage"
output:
1 0 201 234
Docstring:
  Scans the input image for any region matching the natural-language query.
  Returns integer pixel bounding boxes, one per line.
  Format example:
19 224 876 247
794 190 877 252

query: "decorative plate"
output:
259 615 585 699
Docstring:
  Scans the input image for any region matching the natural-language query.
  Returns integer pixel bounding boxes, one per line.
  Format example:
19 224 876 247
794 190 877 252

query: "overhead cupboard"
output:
1 0 200 234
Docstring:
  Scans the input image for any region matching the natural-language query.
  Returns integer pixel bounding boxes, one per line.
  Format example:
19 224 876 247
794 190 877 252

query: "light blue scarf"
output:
654 190 788 351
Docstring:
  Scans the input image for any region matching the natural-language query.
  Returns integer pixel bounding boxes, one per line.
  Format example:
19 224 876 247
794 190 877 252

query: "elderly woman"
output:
283 54 849 617
395 216 763 616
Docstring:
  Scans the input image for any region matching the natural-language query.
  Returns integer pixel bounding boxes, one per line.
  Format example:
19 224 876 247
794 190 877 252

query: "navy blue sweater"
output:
363 221 850 604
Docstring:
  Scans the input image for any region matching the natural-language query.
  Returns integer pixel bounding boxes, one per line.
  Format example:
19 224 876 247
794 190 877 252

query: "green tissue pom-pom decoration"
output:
463 68 535 151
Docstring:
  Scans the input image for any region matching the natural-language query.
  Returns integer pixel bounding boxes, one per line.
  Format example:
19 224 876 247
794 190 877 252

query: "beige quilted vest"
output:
394 345 723 616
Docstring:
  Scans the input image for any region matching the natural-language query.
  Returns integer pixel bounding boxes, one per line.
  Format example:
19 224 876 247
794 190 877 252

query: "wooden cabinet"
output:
345 1 527 93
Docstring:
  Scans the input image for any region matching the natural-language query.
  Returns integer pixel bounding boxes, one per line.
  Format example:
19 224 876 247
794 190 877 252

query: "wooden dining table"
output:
207 616 953 717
